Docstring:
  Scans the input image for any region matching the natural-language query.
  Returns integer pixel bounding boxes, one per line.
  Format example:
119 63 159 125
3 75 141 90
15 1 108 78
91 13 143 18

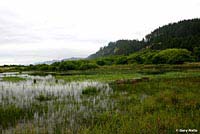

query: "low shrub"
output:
79 63 98 70
58 61 77 71
115 56 128 65
152 49 193 64
96 60 106 66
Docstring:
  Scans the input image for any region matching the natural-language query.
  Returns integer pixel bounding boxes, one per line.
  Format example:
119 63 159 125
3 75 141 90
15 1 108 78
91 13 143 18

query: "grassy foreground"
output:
85 77 200 133
0 63 200 133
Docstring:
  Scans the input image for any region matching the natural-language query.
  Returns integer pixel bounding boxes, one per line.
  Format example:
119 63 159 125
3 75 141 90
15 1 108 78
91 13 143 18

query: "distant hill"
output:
61 57 84 62
35 60 60 65
88 18 200 59
35 57 84 65
88 40 146 59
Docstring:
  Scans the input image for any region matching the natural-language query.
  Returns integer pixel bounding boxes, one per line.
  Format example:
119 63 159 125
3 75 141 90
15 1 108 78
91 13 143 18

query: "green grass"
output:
80 77 200 134
55 64 200 133
0 63 200 133
0 103 48 129
56 73 143 82
2 76 26 82
55 67 200 82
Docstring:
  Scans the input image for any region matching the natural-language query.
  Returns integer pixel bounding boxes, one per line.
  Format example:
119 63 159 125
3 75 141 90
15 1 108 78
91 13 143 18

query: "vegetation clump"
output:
193 47 200 61
115 56 128 65
35 94 58 102
79 63 98 70
114 77 150 85
152 48 193 64
82 86 99 95
0 105 29 129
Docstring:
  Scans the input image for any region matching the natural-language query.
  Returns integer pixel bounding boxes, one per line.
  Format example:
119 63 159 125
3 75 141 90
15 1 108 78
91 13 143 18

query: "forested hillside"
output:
89 18 200 58
88 40 146 59
146 18 200 50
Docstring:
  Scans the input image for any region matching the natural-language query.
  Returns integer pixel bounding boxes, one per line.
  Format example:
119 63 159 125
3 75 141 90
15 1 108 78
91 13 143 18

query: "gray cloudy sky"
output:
0 0 200 65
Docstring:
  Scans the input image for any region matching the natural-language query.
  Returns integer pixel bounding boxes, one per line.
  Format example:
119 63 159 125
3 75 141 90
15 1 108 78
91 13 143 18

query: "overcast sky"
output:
0 0 200 65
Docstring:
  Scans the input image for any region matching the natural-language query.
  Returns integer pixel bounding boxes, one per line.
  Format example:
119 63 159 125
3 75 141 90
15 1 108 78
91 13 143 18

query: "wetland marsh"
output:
0 64 200 133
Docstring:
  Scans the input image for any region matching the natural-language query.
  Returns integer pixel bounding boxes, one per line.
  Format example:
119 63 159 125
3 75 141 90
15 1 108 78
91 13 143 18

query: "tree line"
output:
19 48 199 72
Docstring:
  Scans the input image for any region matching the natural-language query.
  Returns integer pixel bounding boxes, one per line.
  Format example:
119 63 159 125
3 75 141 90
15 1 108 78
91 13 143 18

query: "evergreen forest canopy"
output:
88 40 146 59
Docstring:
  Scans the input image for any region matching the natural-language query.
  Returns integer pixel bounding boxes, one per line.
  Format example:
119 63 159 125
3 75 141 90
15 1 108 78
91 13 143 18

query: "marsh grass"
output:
0 76 113 133
82 86 99 95
83 77 200 134
2 76 26 82
35 94 58 101
0 64 200 133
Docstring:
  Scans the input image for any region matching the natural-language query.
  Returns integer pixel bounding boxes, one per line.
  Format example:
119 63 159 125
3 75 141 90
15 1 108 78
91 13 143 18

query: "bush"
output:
115 56 128 65
128 49 158 64
152 48 192 64
128 54 144 64
193 47 200 61
96 60 106 66
48 66 57 71
27 64 37 71
58 61 77 71
152 53 168 64
51 62 60 66
104 57 116 65
38 65 49 71
79 63 98 70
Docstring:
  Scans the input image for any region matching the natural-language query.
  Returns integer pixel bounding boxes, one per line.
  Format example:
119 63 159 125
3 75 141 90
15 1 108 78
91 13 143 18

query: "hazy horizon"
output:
0 0 200 65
